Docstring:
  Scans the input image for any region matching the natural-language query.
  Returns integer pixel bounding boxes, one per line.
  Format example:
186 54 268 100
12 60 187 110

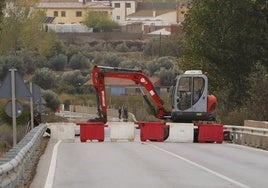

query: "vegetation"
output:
0 1 43 55
83 11 119 32
0 0 267 153
0 0 4 31
183 0 268 123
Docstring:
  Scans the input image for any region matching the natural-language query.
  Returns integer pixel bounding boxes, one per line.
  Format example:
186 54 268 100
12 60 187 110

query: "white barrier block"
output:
167 123 195 143
108 122 136 141
49 123 75 142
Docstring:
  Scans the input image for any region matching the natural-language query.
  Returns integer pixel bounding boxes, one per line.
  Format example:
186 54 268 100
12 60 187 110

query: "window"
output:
76 11 82 17
116 16 120 20
126 3 131 8
61 11 66 17
177 77 191 110
114 3 120 8
176 77 205 110
53 11 58 17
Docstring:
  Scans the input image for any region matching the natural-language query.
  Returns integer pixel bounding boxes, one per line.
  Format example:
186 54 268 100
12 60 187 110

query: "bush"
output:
48 54 67 71
69 53 89 70
245 62 268 121
42 90 61 112
93 53 122 67
61 70 87 86
146 57 176 76
115 43 129 52
31 68 57 90
119 60 145 70
0 55 26 79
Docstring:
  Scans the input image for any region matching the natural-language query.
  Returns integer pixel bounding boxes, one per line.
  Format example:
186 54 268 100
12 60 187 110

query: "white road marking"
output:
44 140 62 188
150 144 250 188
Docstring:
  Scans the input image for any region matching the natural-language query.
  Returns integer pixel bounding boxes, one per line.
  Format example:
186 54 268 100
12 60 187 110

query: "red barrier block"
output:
76 122 106 142
196 124 224 143
135 122 168 142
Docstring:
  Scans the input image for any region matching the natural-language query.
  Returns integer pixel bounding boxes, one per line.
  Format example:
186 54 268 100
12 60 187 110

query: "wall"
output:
244 120 268 128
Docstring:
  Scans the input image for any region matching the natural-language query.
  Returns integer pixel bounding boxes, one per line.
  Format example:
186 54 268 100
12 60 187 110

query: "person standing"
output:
118 106 122 120
123 106 128 122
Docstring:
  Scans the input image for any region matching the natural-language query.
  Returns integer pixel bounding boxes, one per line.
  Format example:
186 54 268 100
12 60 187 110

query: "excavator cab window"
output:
176 76 205 111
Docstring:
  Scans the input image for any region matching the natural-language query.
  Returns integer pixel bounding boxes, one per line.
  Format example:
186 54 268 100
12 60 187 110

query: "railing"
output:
225 125 268 150
0 124 47 188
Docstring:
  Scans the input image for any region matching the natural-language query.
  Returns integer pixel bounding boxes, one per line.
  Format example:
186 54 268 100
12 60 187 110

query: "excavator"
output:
91 65 217 124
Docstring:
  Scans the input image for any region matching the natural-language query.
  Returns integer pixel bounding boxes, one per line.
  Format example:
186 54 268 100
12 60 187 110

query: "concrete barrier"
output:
166 123 195 143
48 123 75 142
108 122 136 142
244 120 268 128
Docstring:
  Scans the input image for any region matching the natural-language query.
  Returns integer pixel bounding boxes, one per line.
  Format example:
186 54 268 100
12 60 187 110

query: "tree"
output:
143 35 185 57
31 68 57 90
83 11 119 32
146 57 177 76
69 53 89 70
0 0 47 55
0 0 5 31
245 63 268 121
49 54 67 71
38 32 63 58
93 53 122 67
42 89 61 112
60 70 88 94
183 0 268 110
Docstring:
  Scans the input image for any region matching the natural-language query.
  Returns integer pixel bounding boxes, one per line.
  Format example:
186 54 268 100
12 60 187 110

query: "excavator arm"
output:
91 66 169 122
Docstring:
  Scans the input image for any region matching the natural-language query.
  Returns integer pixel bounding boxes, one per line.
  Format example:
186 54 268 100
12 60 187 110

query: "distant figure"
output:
123 106 128 122
118 106 122 120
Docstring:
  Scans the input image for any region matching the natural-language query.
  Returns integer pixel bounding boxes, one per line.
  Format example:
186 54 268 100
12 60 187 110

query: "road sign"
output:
0 70 31 100
5 100 23 117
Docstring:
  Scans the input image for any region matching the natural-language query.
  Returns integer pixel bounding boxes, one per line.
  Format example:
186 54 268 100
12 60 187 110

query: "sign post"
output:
10 68 17 147
30 82 34 129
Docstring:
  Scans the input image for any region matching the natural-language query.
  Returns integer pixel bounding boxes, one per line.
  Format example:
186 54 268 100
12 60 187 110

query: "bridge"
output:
1 117 268 188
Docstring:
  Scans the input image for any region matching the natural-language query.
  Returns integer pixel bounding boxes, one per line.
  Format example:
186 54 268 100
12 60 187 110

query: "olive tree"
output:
31 68 57 90
42 89 61 112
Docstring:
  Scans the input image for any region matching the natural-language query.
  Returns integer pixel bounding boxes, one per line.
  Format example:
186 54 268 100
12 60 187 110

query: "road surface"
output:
30 135 268 188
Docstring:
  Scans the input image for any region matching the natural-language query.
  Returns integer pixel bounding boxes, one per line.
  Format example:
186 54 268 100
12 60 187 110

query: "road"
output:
30 130 268 188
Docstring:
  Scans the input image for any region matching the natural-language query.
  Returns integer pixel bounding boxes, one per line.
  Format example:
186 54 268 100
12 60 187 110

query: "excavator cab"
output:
171 70 216 122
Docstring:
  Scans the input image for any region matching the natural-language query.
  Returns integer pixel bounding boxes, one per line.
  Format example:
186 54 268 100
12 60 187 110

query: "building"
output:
125 2 188 34
85 76 167 96
111 0 136 25
38 0 112 24
37 0 188 34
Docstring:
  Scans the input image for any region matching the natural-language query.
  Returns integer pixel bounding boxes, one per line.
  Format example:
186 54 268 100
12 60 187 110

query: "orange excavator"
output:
91 66 217 124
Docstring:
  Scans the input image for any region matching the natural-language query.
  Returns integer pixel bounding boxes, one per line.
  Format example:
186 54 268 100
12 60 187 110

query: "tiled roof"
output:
38 2 110 8
40 0 89 2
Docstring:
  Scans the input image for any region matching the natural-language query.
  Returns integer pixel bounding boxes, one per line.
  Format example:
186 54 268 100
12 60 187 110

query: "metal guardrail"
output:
225 125 268 150
0 124 47 188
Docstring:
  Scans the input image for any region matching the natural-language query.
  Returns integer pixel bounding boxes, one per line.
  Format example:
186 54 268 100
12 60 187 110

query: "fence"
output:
0 124 47 188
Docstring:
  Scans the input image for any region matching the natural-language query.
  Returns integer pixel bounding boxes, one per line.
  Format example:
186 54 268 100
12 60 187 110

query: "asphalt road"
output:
30 134 268 188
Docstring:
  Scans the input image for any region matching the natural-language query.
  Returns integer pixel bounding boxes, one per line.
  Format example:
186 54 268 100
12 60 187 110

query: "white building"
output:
110 0 136 25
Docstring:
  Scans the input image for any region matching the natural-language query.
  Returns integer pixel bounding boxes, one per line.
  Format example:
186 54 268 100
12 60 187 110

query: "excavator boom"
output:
91 66 169 122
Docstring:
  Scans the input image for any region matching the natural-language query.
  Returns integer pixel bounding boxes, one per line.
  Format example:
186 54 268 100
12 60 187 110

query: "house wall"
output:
45 8 87 24
156 11 177 25
38 3 113 24
111 0 136 25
